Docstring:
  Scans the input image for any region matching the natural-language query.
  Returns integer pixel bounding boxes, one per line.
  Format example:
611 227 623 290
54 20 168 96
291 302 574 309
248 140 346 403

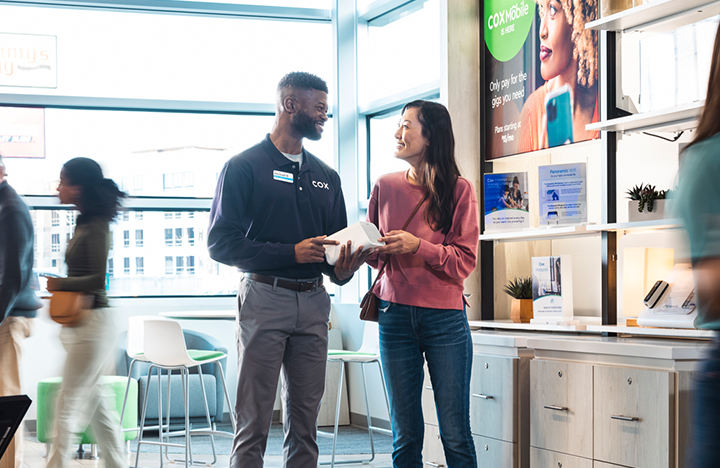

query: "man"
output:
0 153 42 468
208 72 369 468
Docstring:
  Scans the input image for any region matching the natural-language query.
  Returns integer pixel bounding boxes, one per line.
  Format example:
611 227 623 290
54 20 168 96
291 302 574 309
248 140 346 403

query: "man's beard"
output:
291 110 322 141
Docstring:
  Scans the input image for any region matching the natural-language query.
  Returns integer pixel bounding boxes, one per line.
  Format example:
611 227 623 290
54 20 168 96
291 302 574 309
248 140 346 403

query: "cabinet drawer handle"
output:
544 405 568 411
472 393 494 400
611 415 639 422
424 463 445 467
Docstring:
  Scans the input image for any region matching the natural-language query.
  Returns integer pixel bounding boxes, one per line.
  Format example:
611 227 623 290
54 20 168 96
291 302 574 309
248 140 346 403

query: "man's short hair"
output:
277 72 328 94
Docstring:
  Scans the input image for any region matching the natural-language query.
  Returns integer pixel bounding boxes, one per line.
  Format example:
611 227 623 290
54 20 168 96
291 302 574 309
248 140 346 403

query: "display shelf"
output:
468 317 602 333
586 324 715 339
585 0 720 34
586 101 703 135
479 225 596 243
587 218 683 233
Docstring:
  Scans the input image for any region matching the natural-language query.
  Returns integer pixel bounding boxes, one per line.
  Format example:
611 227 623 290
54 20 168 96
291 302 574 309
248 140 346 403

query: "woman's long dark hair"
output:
686 21 720 151
402 100 461 234
62 157 125 221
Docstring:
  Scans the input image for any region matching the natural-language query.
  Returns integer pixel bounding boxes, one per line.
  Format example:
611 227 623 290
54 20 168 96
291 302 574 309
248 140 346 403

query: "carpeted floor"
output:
129 423 393 456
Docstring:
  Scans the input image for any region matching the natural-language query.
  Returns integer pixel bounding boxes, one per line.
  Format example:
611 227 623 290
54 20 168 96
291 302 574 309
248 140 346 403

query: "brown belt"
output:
245 273 323 292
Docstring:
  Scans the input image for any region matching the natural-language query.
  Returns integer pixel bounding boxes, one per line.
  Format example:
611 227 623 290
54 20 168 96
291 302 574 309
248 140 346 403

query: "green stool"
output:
36 376 138 458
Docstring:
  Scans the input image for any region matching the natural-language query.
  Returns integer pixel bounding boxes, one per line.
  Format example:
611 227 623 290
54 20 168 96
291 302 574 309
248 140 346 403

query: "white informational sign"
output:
530 255 575 325
538 163 587 225
483 172 530 231
0 33 57 89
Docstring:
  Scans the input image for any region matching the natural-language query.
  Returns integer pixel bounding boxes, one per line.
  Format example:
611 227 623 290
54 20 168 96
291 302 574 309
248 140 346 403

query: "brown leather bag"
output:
360 193 428 322
49 291 92 326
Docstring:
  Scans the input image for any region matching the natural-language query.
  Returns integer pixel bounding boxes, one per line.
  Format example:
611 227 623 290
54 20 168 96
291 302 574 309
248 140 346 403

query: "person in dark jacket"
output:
0 153 42 468
45 157 127 468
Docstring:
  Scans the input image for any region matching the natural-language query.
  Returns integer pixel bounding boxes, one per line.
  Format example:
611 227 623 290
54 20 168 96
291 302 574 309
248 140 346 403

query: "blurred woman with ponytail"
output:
46 157 126 468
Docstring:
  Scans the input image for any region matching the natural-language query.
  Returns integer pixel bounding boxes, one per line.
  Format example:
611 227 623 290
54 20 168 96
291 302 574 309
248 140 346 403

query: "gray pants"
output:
230 276 331 468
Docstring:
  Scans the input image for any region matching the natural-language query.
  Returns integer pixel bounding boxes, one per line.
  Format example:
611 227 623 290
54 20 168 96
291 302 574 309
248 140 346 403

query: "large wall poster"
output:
484 0 600 160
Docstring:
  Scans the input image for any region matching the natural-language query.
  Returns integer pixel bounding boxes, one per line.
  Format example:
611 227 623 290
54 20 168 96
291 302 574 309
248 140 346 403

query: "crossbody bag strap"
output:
369 191 429 291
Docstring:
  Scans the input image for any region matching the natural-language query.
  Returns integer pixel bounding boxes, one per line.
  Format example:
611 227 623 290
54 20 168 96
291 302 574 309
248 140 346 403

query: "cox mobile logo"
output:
485 0 535 62
538 262 545 266
312 180 329 190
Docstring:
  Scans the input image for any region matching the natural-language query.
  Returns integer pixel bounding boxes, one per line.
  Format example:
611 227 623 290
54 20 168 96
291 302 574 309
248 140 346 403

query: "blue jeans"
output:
378 300 477 468
688 335 720 467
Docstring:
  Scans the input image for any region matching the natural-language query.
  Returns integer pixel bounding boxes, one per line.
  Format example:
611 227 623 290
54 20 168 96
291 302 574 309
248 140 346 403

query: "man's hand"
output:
334 241 374 281
295 236 338 264
374 230 421 255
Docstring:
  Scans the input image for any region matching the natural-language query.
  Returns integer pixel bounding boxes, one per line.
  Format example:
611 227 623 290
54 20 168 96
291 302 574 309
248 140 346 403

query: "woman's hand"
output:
375 230 421 255
46 277 62 291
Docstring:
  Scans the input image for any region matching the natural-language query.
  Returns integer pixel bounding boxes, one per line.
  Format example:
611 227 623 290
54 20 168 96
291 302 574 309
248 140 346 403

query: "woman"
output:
674 21 720 468
509 175 524 209
518 0 599 152
46 158 126 468
366 100 479 467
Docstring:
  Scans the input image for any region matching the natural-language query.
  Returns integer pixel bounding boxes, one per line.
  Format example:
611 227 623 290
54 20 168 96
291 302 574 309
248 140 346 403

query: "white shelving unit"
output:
586 101 704 135
585 0 720 34
587 218 683 233
586 324 715 339
479 225 596 243
469 318 600 333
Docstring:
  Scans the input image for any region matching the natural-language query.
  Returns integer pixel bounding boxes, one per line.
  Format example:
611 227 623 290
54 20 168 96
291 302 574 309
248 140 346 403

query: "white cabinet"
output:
471 354 517 442
527 336 708 468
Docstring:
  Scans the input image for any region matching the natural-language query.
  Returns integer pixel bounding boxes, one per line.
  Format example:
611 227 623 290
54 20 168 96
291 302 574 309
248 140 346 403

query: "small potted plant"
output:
503 277 533 323
626 183 671 222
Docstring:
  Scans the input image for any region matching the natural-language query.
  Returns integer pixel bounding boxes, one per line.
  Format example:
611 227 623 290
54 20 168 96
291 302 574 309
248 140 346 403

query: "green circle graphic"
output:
485 0 535 62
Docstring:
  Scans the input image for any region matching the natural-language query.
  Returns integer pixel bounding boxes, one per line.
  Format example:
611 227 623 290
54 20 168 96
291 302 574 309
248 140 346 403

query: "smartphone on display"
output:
545 84 573 147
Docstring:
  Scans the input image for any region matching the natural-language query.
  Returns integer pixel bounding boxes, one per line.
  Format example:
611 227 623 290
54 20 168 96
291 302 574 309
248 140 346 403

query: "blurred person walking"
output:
208 72 368 468
0 153 42 468
674 21 720 468
45 157 126 468
366 101 479 468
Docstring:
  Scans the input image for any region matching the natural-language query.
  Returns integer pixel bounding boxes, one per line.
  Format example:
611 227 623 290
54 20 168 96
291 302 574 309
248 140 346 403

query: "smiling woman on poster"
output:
518 0 599 152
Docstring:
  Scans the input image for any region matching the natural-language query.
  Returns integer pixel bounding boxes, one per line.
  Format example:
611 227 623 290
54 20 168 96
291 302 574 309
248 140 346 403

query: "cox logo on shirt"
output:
312 180 330 190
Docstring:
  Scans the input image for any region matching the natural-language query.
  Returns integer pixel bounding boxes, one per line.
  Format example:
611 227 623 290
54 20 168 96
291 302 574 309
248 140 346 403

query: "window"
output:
51 234 60 252
165 229 173 247
52 259 57 268
136 229 144 247
188 228 195 247
51 211 59 227
136 257 144 275
164 212 172 220
123 257 130 275
358 0 440 104
135 212 143 221
122 211 130 222
176 256 184 274
66 211 75 226
175 228 183 246
165 256 173 275
188 212 195 219
187 256 195 274
123 230 130 247
175 212 182 219
108 258 114 277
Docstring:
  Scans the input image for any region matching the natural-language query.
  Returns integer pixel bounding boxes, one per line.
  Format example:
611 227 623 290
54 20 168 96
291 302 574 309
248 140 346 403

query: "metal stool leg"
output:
135 365 156 468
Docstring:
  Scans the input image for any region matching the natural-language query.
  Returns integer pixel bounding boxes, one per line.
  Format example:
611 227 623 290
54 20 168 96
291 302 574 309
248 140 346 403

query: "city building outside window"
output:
51 211 59 227
176 256 184 274
188 227 195 246
165 256 173 275
135 212 143 221
165 229 173 247
136 229 143 247
122 211 130 222
175 227 183 246
123 230 130 247
123 257 130 275
164 212 172 220
136 257 144 275
108 258 114 277
52 234 60 253
187 256 195 274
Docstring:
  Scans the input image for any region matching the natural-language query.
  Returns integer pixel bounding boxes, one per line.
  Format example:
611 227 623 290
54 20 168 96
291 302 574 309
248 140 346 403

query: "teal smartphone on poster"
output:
545 84 573 147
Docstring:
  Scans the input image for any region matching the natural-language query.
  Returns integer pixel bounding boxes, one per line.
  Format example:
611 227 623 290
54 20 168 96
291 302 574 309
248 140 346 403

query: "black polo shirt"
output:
208 134 350 283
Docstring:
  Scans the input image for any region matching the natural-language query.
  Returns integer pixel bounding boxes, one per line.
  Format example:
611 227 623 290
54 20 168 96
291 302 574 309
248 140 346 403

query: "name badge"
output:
273 170 293 183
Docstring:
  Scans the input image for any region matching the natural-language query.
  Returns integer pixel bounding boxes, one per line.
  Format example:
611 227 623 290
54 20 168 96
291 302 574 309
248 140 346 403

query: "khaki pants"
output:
0 316 34 468
47 310 125 468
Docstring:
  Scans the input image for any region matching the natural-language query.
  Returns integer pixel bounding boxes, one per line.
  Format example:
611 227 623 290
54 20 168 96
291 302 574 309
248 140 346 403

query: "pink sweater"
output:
366 171 479 310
